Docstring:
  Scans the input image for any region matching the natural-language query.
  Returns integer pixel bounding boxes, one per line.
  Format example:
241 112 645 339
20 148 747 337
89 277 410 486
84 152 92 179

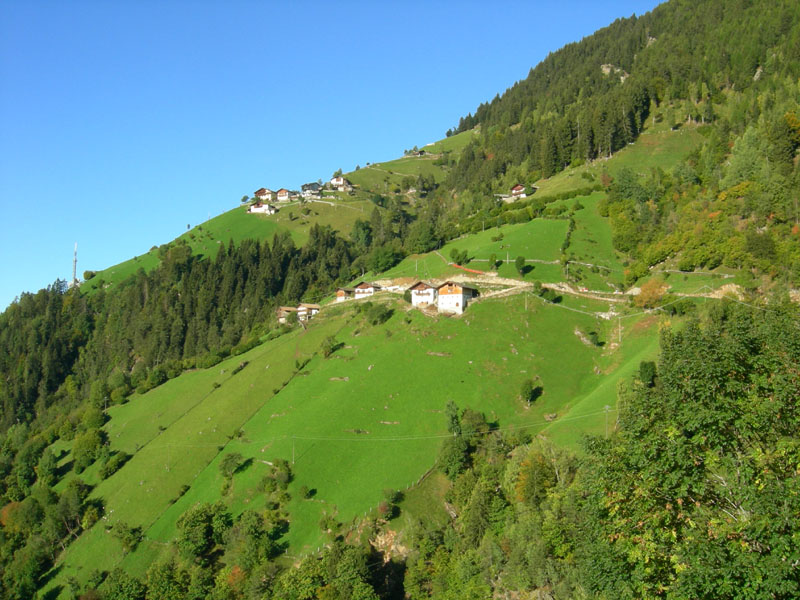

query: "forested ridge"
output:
0 227 355 432
450 0 799 181
439 0 800 283
1 0 799 597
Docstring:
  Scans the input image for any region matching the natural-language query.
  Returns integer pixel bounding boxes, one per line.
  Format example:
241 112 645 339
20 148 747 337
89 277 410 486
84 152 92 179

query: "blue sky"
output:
0 0 662 309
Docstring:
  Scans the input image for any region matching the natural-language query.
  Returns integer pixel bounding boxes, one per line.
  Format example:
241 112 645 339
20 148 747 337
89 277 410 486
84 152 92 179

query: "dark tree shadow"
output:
369 548 406 600
37 565 63 595
56 459 74 479
531 386 544 402
40 585 63 600
234 457 254 475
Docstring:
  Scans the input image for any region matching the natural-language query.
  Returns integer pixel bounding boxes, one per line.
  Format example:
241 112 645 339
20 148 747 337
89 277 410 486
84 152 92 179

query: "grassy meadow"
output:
81 199 375 295
45 278 666 595
534 125 705 197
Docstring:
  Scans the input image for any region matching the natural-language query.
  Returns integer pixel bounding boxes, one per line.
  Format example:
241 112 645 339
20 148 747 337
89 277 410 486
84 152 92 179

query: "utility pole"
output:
604 405 611 438
292 438 295 465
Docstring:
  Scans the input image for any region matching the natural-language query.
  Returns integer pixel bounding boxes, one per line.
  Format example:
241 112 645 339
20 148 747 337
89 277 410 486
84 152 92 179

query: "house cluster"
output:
247 176 354 215
335 281 382 302
336 280 478 315
277 302 321 324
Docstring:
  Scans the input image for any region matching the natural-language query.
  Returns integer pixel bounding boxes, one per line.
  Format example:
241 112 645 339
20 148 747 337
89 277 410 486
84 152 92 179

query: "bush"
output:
99 451 131 480
321 335 340 358
365 303 392 325
449 248 469 265
111 521 142 553
231 361 248 375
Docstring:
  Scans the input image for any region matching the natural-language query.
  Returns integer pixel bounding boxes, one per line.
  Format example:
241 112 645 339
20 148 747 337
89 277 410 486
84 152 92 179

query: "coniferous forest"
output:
1 0 799 598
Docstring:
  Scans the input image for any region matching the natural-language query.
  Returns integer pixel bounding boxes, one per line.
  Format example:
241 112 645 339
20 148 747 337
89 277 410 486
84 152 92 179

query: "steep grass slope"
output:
45 283 665 595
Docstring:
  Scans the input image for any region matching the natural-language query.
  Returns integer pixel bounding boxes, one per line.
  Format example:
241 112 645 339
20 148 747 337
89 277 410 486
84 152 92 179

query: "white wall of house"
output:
248 204 276 214
437 284 475 314
411 288 437 306
437 292 469 314
354 287 375 299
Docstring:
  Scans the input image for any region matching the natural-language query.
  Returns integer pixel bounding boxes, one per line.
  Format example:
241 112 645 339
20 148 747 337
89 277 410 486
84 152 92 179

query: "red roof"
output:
511 184 525 193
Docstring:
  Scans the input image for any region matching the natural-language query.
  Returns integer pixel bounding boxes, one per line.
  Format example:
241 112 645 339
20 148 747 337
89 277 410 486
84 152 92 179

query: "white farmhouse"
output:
510 184 526 199
354 281 380 299
330 176 351 192
407 281 437 307
254 187 275 202
335 287 354 302
436 281 477 314
296 303 320 322
247 203 277 215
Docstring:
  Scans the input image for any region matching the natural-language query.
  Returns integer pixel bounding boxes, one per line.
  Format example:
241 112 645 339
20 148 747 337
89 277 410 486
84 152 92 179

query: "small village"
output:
277 279 480 325
246 176 353 215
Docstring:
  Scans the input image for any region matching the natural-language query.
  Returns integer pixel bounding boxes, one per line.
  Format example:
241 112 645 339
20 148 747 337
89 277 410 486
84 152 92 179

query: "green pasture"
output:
47 282 670 597
80 252 161 294
378 218 569 284
543 311 662 447
54 287 655 590
560 192 627 289
535 126 705 197
142 292 633 555
419 129 478 154
44 321 342 595
81 199 373 296
442 218 568 264
378 252 463 281
650 269 737 295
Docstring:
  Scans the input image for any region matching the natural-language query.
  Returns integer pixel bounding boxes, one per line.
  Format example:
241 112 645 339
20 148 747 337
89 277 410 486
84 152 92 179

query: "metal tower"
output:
72 243 78 287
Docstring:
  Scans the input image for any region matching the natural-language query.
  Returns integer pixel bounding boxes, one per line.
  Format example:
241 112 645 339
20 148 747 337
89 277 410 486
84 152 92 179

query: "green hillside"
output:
2 1 799 598
43 280 669 594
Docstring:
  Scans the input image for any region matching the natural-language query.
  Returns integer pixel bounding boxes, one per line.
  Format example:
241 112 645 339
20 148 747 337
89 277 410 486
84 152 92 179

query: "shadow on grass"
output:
234 457 254 475
37 564 63 599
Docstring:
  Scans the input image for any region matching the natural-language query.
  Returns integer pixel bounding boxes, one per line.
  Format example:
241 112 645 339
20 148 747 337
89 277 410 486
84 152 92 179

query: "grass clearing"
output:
535 126 705 197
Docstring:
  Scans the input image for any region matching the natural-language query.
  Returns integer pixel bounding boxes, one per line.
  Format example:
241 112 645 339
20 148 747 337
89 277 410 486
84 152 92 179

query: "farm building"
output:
276 306 299 324
354 282 380 299
247 202 277 215
301 182 322 198
436 281 477 314
276 188 291 202
407 281 437 307
297 303 320 321
511 184 526 199
329 176 351 192
335 287 354 302
254 187 275 201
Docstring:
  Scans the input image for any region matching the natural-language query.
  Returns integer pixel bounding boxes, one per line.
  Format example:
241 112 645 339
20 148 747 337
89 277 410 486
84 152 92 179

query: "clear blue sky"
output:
0 0 662 309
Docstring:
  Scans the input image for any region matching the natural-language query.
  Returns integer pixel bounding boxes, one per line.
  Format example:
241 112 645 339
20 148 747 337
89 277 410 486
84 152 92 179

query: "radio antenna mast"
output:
72 243 78 287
